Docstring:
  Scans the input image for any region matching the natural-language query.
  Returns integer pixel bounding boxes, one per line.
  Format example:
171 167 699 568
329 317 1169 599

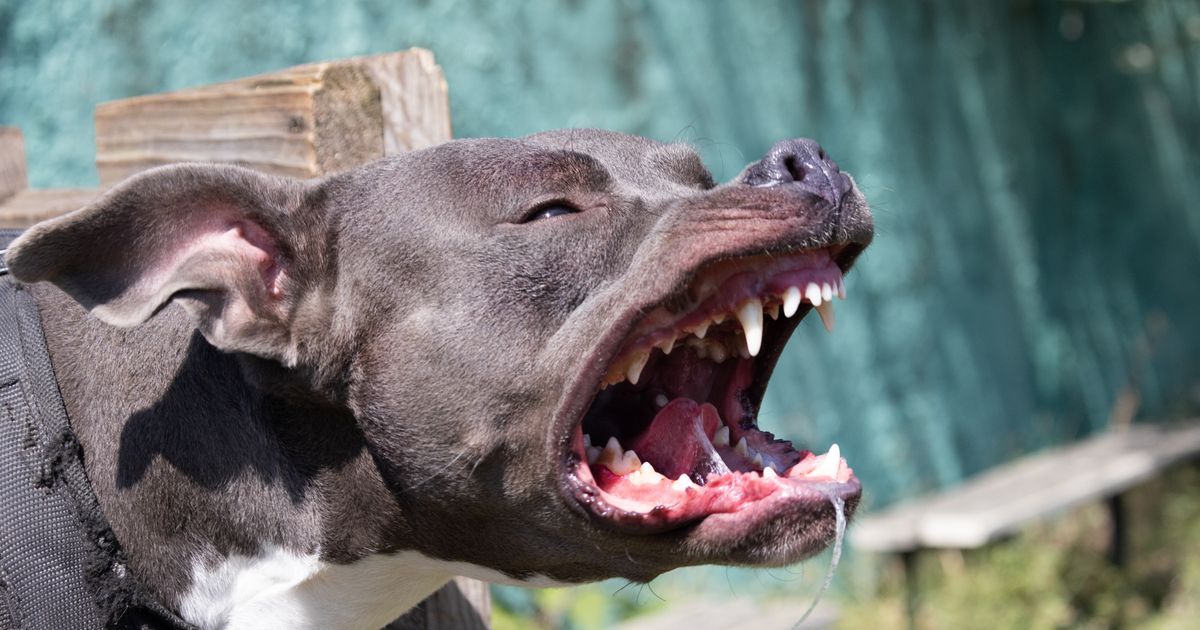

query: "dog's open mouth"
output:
563 245 863 534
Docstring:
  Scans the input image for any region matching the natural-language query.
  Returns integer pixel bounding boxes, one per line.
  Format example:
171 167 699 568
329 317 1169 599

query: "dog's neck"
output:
178 549 451 630
178 548 570 629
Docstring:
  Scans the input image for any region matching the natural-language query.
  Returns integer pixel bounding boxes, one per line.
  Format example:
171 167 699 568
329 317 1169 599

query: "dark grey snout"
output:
742 138 851 208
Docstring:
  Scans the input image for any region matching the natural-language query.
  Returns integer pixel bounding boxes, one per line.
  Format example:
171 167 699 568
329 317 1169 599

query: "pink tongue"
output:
628 398 727 480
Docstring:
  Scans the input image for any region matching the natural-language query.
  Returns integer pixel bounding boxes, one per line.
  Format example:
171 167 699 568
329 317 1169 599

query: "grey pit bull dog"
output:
4 129 872 629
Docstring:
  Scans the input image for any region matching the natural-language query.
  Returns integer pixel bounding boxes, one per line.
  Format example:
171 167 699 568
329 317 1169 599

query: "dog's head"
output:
6 129 871 584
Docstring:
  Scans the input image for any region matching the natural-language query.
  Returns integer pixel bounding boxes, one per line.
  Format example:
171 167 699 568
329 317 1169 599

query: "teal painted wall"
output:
3 0 1200 607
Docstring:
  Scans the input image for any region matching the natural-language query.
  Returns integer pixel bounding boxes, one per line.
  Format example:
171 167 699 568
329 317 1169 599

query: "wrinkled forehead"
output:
523 129 715 190
426 130 713 197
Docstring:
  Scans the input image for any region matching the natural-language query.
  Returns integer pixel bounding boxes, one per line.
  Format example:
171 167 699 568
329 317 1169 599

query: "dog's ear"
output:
5 163 323 363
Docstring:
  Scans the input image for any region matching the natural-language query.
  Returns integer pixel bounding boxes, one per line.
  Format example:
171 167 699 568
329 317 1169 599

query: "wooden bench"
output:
851 420 1200 626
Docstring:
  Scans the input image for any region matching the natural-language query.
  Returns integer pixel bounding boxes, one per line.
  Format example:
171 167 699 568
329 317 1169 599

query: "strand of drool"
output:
790 494 846 629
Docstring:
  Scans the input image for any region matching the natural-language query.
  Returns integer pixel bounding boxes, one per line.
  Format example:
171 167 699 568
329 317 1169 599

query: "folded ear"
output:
5 163 322 364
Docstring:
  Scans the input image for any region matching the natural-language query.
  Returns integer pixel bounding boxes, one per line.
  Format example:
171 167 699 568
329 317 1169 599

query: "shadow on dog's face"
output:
332 129 873 582
6 129 872 584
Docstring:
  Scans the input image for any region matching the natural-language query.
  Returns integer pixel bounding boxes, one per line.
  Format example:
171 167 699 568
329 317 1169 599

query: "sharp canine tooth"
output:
805 282 823 306
822 282 833 302
736 299 764 357
713 426 730 447
783 286 802 317
810 443 842 479
626 351 649 385
816 300 835 332
735 437 750 457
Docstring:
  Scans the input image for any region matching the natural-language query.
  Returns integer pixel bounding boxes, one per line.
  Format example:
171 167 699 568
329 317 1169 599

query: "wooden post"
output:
94 48 452 185
0 127 28 203
386 577 492 630
1 51 491 629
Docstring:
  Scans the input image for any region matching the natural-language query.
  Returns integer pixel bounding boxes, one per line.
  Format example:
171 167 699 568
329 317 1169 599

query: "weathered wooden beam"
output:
0 127 28 203
94 48 452 185
0 188 101 229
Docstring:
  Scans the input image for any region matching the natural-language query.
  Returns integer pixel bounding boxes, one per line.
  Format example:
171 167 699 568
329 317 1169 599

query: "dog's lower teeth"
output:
672 475 698 491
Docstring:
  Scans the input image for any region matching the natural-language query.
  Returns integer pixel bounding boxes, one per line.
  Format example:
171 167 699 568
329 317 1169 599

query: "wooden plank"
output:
0 188 102 229
0 127 28 203
613 598 838 630
852 421 1200 552
94 48 452 185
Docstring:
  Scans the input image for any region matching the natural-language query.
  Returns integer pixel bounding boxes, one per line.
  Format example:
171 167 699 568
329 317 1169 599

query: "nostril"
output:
817 147 826 161
783 155 806 183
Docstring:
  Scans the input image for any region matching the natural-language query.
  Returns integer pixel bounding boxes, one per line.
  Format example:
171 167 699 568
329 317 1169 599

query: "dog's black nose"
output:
742 138 851 207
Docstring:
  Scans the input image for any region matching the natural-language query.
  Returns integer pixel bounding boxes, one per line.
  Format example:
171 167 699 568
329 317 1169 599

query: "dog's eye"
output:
523 202 580 223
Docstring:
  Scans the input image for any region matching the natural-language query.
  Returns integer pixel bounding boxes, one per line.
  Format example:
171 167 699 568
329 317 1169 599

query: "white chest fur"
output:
178 548 570 630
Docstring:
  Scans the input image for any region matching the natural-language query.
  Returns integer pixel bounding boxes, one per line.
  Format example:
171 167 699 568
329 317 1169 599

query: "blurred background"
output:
3 0 1199 627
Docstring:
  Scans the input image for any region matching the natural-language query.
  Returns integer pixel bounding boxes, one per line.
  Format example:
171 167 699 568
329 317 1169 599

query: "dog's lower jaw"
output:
178 549 572 630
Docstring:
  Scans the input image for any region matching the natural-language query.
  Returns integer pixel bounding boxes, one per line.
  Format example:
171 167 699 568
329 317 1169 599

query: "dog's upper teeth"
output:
765 302 780 320
656 335 676 355
752 453 765 469
783 285 802 317
735 436 750 457
837 277 847 300
692 320 710 339
713 425 730 447
586 446 601 464
805 282 823 307
821 282 833 303
816 300 835 332
626 351 649 385
736 298 764 357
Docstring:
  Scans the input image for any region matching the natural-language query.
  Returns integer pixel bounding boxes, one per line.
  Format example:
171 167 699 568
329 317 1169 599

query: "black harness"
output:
0 231 194 630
